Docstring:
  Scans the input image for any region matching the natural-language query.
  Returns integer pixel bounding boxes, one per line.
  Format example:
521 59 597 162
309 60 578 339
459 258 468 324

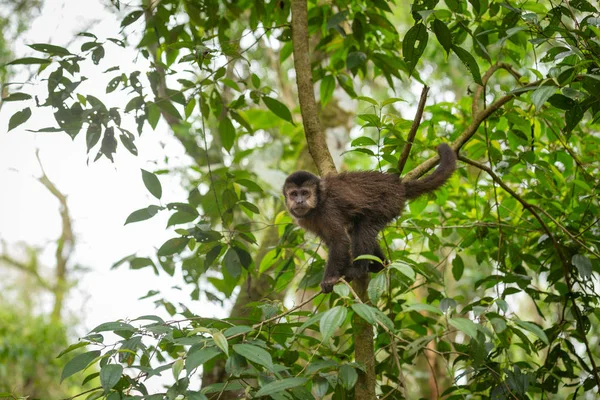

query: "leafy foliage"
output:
3 0 600 398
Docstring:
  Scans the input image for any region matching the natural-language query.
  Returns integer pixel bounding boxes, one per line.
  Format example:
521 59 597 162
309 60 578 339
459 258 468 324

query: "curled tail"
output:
403 143 456 200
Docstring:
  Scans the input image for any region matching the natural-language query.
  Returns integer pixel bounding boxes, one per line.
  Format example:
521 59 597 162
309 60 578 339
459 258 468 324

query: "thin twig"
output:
397 85 429 175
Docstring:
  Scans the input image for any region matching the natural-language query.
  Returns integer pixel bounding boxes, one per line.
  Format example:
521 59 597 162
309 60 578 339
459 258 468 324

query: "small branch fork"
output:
404 63 540 182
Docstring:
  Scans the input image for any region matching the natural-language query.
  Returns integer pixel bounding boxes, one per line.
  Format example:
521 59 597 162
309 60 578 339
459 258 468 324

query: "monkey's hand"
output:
320 275 341 293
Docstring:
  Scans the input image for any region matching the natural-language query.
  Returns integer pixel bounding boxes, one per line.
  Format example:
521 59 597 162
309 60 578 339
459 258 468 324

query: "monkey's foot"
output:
320 275 341 293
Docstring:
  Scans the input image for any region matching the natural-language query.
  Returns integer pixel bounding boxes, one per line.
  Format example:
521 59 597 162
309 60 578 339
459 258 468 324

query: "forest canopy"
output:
1 0 599 399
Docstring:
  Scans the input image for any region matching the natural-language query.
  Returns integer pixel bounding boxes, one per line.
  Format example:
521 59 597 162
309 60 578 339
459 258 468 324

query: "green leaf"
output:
8 107 31 131
7 57 51 65
381 97 405 107
61 350 101 382
451 45 482 85
357 113 380 126
262 96 293 124
432 19 452 54
238 201 260 214
100 364 122 392
449 317 479 339
351 136 378 147
339 365 358 390
320 306 347 341
125 205 162 225
223 325 252 337
368 273 386 303
157 237 189 256
251 73 261 88
347 51 367 70
212 330 229 356
92 46 105 65
156 99 182 120
320 75 335 106
452 255 464 281
236 179 263 193
351 303 377 325
28 43 72 57
572 254 592 278
185 347 221 375
172 359 184 380
333 283 350 297
166 211 197 227
373 308 395 332
403 23 428 75
531 85 556 111
57 342 89 358
119 133 138 156
219 117 236 152
86 124 101 153
354 254 383 263
121 10 143 27
389 262 415 280
255 377 307 397
141 169 162 199
223 248 242 278
186 392 208 400
514 320 549 345
233 343 274 371
2 92 32 102
404 303 444 315
91 321 135 332
147 103 160 129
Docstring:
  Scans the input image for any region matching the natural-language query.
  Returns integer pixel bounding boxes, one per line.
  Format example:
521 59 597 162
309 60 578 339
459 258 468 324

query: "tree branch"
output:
291 1 374 397
404 77 541 182
36 151 73 321
291 0 336 176
472 62 522 115
397 85 429 174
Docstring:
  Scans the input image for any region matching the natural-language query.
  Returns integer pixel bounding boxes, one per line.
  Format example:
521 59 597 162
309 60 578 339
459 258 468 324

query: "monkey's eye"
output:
301 190 309 196
289 190 298 197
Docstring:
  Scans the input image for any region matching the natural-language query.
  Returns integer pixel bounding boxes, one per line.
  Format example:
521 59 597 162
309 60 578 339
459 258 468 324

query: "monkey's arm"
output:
321 226 352 293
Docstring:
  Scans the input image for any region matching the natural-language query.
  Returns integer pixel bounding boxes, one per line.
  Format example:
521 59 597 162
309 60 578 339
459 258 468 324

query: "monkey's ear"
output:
318 180 326 198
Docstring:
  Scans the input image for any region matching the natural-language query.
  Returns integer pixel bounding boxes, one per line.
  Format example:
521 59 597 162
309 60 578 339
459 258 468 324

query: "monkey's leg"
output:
321 233 352 293
349 221 382 279
368 244 386 273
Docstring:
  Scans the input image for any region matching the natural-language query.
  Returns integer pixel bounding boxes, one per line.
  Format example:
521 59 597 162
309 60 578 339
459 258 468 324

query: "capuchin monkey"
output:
283 144 456 293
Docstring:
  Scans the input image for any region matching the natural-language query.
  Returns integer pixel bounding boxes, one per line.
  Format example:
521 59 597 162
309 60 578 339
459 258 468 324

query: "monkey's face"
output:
284 183 318 218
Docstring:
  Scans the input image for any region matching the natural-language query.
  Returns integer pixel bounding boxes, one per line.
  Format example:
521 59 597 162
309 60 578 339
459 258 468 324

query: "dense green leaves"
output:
11 0 600 398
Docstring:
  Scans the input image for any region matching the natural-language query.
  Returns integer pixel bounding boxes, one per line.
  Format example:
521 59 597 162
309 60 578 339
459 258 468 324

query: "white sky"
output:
0 0 227 341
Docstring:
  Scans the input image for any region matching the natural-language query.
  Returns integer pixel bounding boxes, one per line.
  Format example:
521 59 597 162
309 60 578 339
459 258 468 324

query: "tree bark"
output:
291 0 336 177
291 1 376 398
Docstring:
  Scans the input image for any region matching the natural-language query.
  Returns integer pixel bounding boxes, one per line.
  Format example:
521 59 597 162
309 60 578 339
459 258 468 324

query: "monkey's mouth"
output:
291 207 311 217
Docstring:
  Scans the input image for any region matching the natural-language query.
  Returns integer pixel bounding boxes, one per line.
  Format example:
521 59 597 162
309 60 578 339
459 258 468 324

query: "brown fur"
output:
283 144 456 292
